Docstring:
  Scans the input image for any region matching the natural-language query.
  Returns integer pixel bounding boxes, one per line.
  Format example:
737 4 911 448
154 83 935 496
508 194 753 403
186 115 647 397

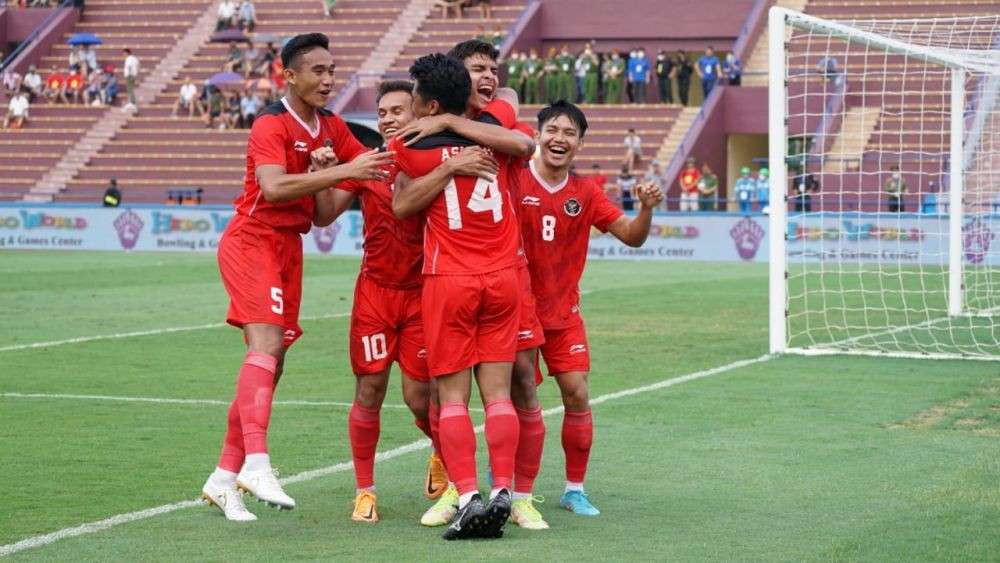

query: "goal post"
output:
768 7 1000 361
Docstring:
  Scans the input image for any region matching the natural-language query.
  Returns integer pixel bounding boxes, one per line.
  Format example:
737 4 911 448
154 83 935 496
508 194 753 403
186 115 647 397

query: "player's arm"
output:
606 182 662 247
313 188 355 227
392 147 500 218
256 149 394 203
395 114 533 158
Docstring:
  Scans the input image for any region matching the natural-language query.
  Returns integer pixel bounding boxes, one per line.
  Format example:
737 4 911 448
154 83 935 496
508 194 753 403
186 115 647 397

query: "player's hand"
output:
341 149 396 181
396 115 451 147
636 182 663 208
446 146 499 180
310 146 338 170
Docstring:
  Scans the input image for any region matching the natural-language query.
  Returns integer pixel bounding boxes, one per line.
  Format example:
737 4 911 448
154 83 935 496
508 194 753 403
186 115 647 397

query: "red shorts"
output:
349 273 428 381
218 214 303 347
540 320 590 375
422 267 520 377
516 265 545 352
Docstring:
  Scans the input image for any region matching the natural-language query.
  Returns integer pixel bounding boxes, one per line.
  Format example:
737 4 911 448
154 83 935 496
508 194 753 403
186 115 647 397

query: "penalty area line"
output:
0 354 774 558
0 392 420 410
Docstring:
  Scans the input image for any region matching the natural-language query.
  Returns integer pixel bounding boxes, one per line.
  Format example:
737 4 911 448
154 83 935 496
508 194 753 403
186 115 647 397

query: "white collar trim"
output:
529 159 569 194
281 96 320 139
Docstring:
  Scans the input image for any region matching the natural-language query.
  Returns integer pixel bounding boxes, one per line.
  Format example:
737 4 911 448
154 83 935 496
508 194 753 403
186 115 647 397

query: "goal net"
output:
768 8 1000 360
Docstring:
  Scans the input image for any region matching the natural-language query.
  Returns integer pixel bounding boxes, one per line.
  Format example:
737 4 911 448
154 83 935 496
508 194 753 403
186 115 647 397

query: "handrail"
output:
498 0 541 60
808 70 848 159
0 0 73 71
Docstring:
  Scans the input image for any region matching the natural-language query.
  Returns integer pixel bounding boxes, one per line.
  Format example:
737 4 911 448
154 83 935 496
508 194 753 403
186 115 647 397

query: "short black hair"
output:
376 80 414 103
448 39 499 63
281 33 329 69
537 100 589 137
409 53 470 116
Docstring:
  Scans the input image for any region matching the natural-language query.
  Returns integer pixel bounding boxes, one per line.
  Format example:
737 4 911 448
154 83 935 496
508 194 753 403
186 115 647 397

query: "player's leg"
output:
420 376 462 527
349 368 389 523
437 369 488 540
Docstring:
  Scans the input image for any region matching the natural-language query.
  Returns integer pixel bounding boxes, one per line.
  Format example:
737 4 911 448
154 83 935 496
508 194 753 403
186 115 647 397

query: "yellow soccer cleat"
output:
510 496 549 530
424 453 448 500
420 483 458 526
351 490 379 523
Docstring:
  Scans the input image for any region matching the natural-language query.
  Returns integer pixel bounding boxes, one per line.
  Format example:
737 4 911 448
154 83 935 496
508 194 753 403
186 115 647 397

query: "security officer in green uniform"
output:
505 50 525 101
603 49 626 103
579 44 600 103
557 44 576 102
523 48 544 104
544 47 560 103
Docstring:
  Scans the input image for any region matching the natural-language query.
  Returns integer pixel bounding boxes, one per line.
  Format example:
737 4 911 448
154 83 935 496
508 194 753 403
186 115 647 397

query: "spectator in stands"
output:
102 179 121 208
618 166 636 211
884 165 907 212
590 163 608 191
321 0 336 17
757 167 772 213
603 49 625 104
251 41 278 77
734 166 755 213
2 65 22 97
101 65 118 105
222 42 244 73
122 48 139 109
544 47 560 103
205 86 224 129
696 46 721 98
84 68 104 106
241 41 260 78
270 56 285 94
435 0 466 19
64 68 85 104
474 24 489 43
238 0 256 32
224 91 241 129
643 160 667 203
471 0 492 19
578 43 600 104
675 50 693 106
698 163 719 211
655 50 674 104
172 77 200 118
22 65 43 102
3 89 29 129
921 180 939 214
622 128 642 173
628 47 651 103
83 45 99 73
791 167 818 212
723 52 742 86
217 0 238 30
239 89 260 128
524 49 543 104
818 56 839 84
489 24 505 48
68 45 84 73
43 66 65 103
678 157 701 211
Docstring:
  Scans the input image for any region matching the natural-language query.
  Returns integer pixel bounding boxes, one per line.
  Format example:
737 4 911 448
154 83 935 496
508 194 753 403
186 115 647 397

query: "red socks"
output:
484 399 519 490
562 409 593 484
217 400 245 473
438 402 477 494
513 406 545 494
235 352 277 455
428 402 444 459
348 403 381 490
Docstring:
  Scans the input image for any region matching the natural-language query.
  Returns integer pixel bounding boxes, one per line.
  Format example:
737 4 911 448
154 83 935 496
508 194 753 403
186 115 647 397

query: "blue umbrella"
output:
68 33 103 46
208 71 245 91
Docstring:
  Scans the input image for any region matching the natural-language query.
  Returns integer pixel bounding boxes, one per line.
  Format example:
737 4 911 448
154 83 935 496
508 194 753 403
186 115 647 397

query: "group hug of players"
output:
200 32 662 540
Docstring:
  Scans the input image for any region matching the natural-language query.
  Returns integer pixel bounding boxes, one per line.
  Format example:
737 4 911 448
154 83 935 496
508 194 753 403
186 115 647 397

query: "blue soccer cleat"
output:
560 490 600 516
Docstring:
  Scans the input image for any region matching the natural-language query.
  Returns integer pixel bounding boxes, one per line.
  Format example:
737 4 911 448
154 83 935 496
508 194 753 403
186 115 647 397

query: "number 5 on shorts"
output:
270 287 283 314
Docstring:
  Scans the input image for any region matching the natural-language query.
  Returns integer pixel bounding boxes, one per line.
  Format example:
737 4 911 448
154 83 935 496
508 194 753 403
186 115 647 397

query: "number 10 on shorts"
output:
362 333 387 362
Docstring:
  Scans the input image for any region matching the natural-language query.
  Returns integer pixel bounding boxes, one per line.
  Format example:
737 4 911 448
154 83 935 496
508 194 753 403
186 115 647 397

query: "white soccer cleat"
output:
236 467 296 510
201 477 257 522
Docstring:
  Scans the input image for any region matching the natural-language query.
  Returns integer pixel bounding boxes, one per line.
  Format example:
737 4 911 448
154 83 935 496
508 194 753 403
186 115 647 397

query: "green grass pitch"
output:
1 251 998 560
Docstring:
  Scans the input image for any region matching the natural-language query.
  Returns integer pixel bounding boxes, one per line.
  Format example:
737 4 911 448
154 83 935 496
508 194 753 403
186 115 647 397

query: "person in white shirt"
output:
22 65 43 101
172 77 201 118
622 127 642 173
122 48 140 108
217 0 237 31
4 90 30 129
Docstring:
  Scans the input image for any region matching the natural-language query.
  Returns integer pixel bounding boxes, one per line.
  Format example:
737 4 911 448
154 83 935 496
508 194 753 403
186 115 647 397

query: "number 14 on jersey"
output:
444 177 503 230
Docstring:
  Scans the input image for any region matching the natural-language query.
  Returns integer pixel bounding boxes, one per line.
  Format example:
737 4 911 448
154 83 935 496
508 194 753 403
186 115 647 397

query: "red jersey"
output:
390 99 521 275
679 166 702 194
339 176 423 290
514 160 624 329
235 98 367 233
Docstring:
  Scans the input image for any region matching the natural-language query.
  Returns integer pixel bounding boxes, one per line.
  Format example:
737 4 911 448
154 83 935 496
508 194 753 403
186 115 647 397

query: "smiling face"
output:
376 90 414 141
284 46 336 109
537 114 583 171
461 52 498 112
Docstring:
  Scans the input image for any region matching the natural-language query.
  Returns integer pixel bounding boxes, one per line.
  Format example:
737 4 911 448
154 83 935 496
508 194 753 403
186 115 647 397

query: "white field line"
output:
0 313 350 354
0 392 419 410
0 354 774 558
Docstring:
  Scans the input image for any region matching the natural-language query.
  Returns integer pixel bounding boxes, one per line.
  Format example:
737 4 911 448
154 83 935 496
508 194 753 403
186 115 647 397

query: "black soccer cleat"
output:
442 493 487 541
480 488 511 539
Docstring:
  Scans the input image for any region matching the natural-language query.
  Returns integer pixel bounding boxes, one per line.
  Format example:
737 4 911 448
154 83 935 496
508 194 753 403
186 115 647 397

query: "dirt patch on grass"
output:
892 379 1000 434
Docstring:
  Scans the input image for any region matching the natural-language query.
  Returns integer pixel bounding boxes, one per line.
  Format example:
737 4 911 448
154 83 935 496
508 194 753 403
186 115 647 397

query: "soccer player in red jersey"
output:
391 53 532 540
512 101 662 517
201 33 394 522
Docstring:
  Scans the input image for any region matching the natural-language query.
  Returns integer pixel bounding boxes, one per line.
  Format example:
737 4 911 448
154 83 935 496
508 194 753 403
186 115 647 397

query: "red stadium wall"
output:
4 7 78 74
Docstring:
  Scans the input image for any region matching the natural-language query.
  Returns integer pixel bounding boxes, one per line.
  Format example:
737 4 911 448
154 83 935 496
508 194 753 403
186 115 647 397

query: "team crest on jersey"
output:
564 198 582 216
293 140 309 152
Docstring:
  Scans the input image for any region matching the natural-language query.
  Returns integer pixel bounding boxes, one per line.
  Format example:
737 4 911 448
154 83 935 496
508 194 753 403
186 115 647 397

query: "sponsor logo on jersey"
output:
113 210 144 250
521 196 541 206
568 344 587 355
564 198 582 216
293 140 309 153
517 330 535 341
417 349 428 359
729 216 765 261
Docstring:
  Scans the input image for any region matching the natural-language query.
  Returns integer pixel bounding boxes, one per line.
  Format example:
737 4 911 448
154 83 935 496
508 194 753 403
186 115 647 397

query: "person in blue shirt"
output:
734 166 755 213
756 167 770 213
628 48 651 103
722 53 741 86
696 46 722 98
